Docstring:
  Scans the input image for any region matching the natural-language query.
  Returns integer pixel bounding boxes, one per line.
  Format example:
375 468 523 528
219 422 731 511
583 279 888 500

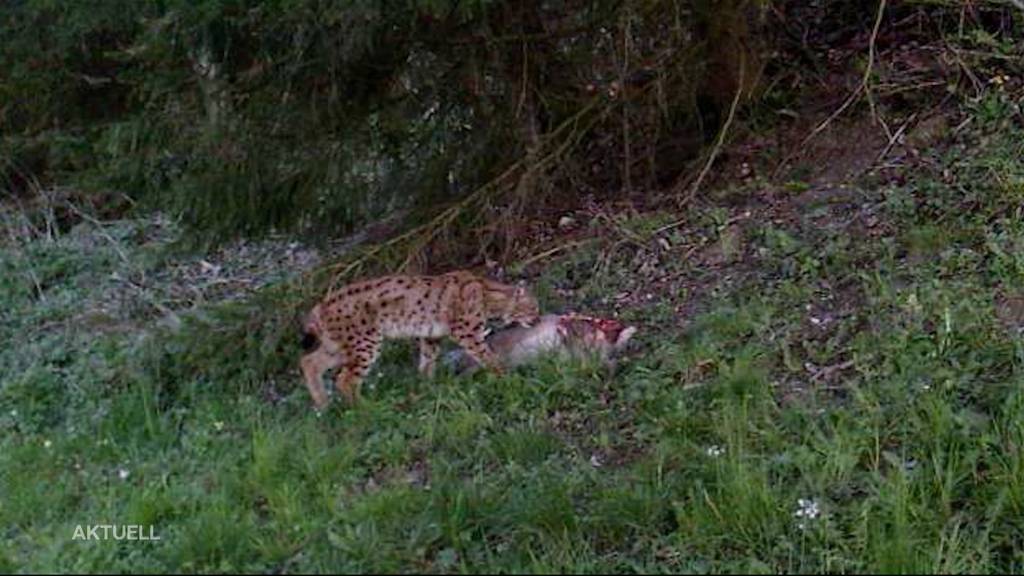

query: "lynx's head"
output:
486 282 540 327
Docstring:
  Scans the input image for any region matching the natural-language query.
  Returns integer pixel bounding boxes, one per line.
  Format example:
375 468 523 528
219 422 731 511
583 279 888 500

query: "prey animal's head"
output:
558 315 637 360
598 319 637 352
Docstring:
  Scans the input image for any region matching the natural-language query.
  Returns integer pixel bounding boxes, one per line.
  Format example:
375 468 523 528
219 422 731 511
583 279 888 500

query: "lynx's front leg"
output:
418 338 442 378
451 318 503 376
452 283 504 375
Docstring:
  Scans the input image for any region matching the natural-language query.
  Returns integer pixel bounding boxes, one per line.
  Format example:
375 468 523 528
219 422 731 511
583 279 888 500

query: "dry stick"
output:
20 172 58 242
876 80 947 98
321 96 606 294
949 45 985 98
595 212 647 247
873 112 917 166
515 39 529 121
675 51 746 208
772 0 888 180
620 6 633 194
652 217 690 236
514 239 596 269
61 199 132 267
109 271 183 328
1 209 48 302
3 193 43 242
2 179 51 302
810 359 856 384
864 0 892 141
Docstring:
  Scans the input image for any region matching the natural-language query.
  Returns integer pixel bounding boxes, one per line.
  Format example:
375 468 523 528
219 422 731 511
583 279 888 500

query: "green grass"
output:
5 113 1024 572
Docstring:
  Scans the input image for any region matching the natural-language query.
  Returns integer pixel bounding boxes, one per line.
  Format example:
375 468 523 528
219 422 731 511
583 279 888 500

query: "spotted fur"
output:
300 271 539 409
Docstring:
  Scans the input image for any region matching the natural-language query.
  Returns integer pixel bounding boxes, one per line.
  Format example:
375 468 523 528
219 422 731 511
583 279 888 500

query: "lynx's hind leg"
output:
335 329 382 405
300 347 343 410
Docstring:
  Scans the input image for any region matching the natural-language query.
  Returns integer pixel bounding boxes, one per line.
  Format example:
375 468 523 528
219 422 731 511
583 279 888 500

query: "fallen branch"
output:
110 271 183 329
772 0 889 180
809 359 856 384
318 95 608 296
873 112 917 165
61 198 132 267
514 239 597 270
674 51 746 206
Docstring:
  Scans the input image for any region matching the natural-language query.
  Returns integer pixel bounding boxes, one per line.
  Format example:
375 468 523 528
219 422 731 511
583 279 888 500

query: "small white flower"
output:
706 445 725 458
118 468 130 480
9 409 17 418
589 454 603 468
214 421 225 431
43 440 52 449
794 498 820 529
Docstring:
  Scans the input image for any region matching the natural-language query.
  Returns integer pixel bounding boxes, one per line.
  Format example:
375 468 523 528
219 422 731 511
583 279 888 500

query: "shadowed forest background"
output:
3 0 926 253
3 0 1024 572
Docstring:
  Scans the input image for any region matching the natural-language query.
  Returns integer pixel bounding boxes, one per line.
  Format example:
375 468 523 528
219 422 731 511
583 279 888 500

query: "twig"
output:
875 80 947 98
620 6 633 194
772 0 889 180
514 239 596 269
595 212 649 247
655 208 751 240
873 112 917 165
809 359 856 383
947 45 985 99
61 199 132 267
864 0 891 140
674 51 746 207
25 262 46 302
110 271 183 329
951 116 973 135
321 96 607 294
652 218 690 236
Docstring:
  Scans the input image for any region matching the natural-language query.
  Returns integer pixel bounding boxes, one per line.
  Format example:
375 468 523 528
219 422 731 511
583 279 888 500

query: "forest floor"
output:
4 41 1024 572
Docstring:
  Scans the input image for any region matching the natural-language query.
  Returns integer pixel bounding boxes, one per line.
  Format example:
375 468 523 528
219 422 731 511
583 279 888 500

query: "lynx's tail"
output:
300 329 320 351
299 305 323 351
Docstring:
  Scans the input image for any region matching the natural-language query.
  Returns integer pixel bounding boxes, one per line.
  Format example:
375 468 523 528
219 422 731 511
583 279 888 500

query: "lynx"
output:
444 313 637 374
300 271 540 409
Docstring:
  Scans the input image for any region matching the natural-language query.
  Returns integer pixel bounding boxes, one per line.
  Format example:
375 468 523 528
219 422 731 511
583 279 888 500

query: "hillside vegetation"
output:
3 0 1024 573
